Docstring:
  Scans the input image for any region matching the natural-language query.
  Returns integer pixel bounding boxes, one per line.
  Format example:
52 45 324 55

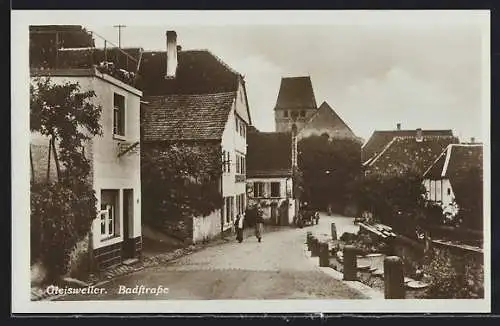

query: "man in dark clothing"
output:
255 206 264 242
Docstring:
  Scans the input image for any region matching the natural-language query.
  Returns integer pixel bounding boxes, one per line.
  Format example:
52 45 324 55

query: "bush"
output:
66 234 92 280
30 182 96 283
423 248 476 298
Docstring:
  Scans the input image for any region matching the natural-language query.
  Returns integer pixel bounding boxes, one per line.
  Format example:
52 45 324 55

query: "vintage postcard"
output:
12 10 491 314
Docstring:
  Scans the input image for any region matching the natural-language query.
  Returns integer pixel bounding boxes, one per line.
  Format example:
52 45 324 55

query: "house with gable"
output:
362 124 459 176
246 127 296 226
139 31 252 243
30 26 143 270
422 142 483 228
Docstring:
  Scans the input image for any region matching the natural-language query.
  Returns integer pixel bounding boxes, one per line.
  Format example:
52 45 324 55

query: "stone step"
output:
122 258 140 266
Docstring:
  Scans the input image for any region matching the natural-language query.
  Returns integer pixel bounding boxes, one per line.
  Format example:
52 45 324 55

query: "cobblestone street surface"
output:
59 214 367 300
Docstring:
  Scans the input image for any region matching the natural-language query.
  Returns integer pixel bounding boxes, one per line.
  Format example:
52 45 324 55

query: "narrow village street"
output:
60 215 366 300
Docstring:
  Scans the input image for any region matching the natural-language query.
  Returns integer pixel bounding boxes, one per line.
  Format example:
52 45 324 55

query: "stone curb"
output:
303 245 384 300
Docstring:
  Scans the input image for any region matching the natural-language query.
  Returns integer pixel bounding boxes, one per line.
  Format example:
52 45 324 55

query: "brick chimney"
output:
165 30 178 79
396 123 401 131
416 128 423 142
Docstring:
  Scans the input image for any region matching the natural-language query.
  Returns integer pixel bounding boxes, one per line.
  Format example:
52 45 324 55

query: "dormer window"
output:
300 110 305 117
284 110 289 117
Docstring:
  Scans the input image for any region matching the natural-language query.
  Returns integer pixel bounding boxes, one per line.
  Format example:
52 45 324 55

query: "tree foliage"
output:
30 77 102 183
351 171 429 237
30 77 102 282
453 166 483 231
141 142 223 227
30 25 95 68
297 134 362 212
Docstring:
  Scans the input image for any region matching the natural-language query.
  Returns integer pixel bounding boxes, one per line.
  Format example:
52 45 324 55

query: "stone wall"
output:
161 216 194 244
192 210 223 244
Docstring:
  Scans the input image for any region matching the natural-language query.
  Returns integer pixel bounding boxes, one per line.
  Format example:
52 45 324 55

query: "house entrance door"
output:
122 189 135 259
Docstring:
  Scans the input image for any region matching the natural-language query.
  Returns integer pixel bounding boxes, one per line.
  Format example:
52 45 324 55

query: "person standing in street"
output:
255 206 264 243
234 213 244 243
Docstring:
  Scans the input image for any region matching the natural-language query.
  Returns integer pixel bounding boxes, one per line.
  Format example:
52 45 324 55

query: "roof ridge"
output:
374 129 454 133
145 91 237 98
452 143 484 147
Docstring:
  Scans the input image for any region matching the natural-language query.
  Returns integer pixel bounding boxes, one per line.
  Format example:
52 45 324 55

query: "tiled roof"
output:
424 144 483 180
367 136 459 176
141 92 236 141
247 131 293 178
136 50 241 96
274 76 318 110
362 129 454 162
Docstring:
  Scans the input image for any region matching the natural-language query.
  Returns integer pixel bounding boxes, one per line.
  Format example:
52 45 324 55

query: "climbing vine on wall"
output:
141 142 223 228
30 77 102 281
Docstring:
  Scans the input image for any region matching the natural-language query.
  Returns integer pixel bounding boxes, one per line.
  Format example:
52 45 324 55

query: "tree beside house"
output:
30 26 143 283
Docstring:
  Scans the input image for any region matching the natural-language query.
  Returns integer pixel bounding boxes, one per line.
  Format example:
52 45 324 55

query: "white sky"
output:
28 11 490 142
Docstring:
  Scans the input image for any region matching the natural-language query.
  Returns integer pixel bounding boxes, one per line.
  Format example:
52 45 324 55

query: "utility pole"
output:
113 25 126 48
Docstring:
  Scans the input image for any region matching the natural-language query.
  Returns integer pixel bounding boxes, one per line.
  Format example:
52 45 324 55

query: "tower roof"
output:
274 76 317 110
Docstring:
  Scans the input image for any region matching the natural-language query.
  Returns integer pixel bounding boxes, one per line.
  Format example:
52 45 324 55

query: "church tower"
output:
274 76 318 133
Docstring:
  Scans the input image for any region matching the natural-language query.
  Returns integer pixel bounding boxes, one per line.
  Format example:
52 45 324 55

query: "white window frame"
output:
113 93 126 139
99 207 115 240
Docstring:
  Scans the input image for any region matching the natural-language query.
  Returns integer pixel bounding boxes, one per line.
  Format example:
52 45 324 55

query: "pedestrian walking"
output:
234 213 244 243
255 206 264 243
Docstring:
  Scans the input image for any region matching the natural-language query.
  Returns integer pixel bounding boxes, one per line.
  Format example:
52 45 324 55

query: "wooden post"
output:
384 256 405 299
306 231 312 251
311 237 319 257
46 138 52 183
331 222 338 240
343 245 358 281
319 242 330 267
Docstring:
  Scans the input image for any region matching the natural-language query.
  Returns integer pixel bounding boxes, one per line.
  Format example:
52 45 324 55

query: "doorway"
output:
122 189 135 259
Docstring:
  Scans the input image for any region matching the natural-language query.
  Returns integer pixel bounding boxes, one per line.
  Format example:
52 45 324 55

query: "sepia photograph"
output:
11 10 490 314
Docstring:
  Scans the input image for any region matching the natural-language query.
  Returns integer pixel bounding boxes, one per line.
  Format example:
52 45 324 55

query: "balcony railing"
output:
30 28 141 87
